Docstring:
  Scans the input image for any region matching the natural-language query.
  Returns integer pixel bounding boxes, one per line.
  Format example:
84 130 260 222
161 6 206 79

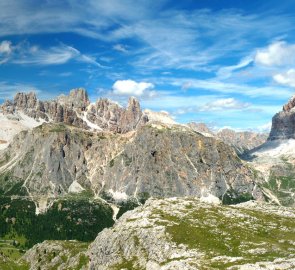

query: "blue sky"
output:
1 0 295 131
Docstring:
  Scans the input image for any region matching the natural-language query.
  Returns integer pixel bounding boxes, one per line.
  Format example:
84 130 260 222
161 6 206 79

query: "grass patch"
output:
153 203 295 268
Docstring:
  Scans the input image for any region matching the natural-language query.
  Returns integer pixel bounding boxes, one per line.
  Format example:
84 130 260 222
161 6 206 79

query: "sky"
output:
1 1 295 131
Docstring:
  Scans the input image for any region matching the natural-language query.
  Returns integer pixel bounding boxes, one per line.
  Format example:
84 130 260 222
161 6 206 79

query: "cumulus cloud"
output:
0 40 13 64
255 41 295 66
199 98 250 111
0 40 12 54
112 79 155 97
273 69 295 87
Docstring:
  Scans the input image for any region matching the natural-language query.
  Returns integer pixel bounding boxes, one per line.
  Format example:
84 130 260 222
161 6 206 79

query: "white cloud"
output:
255 122 272 133
0 40 13 64
255 41 295 66
112 79 155 97
217 56 253 79
113 44 128 53
0 82 41 100
198 98 250 111
0 40 12 54
14 45 80 65
167 77 293 99
1 41 105 67
273 69 295 87
0 2 293 72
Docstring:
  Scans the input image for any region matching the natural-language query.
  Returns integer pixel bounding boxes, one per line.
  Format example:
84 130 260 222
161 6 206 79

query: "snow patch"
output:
254 139 295 158
75 110 102 131
0 112 45 150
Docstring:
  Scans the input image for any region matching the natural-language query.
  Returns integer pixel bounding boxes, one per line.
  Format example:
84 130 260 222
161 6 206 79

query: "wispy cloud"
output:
0 82 41 100
113 44 128 53
217 56 253 79
166 77 293 99
1 41 105 67
0 2 294 72
198 98 250 112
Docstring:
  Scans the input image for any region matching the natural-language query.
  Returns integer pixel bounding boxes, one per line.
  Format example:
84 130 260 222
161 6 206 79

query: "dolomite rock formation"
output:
86 96 147 133
0 89 146 134
1 89 89 128
269 95 295 140
0 122 262 212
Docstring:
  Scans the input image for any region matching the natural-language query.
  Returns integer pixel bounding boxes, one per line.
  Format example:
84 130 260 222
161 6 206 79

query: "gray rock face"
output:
269 95 295 140
23 240 89 270
1 88 89 128
187 122 214 135
0 89 145 133
98 124 260 201
0 122 261 210
86 96 147 133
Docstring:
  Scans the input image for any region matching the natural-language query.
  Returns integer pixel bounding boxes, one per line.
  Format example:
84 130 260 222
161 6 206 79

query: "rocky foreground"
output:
12 197 295 270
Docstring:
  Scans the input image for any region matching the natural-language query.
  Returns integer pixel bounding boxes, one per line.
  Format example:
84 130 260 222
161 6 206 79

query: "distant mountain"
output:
188 122 267 155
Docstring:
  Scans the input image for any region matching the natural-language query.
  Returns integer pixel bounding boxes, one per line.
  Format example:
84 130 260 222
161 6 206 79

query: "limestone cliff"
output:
0 122 262 212
269 95 295 140
0 89 145 134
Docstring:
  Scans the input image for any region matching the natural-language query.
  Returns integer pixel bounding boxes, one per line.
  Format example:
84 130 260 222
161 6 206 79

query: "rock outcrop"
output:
97 124 261 202
0 122 262 211
187 122 214 136
1 88 89 128
0 89 146 134
86 97 147 133
88 198 295 269
269 95 295 140
23 240 89 270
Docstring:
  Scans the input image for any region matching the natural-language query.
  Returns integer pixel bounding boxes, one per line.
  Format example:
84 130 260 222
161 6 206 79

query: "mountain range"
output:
0 88 295 269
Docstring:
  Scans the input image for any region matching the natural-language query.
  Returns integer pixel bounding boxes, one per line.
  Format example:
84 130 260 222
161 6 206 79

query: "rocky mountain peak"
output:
14 92 38 109
0 90 148 134
188 122 214 136
57 88 90 110
127 96 140 110
283 95 295 112
269 95 295 140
